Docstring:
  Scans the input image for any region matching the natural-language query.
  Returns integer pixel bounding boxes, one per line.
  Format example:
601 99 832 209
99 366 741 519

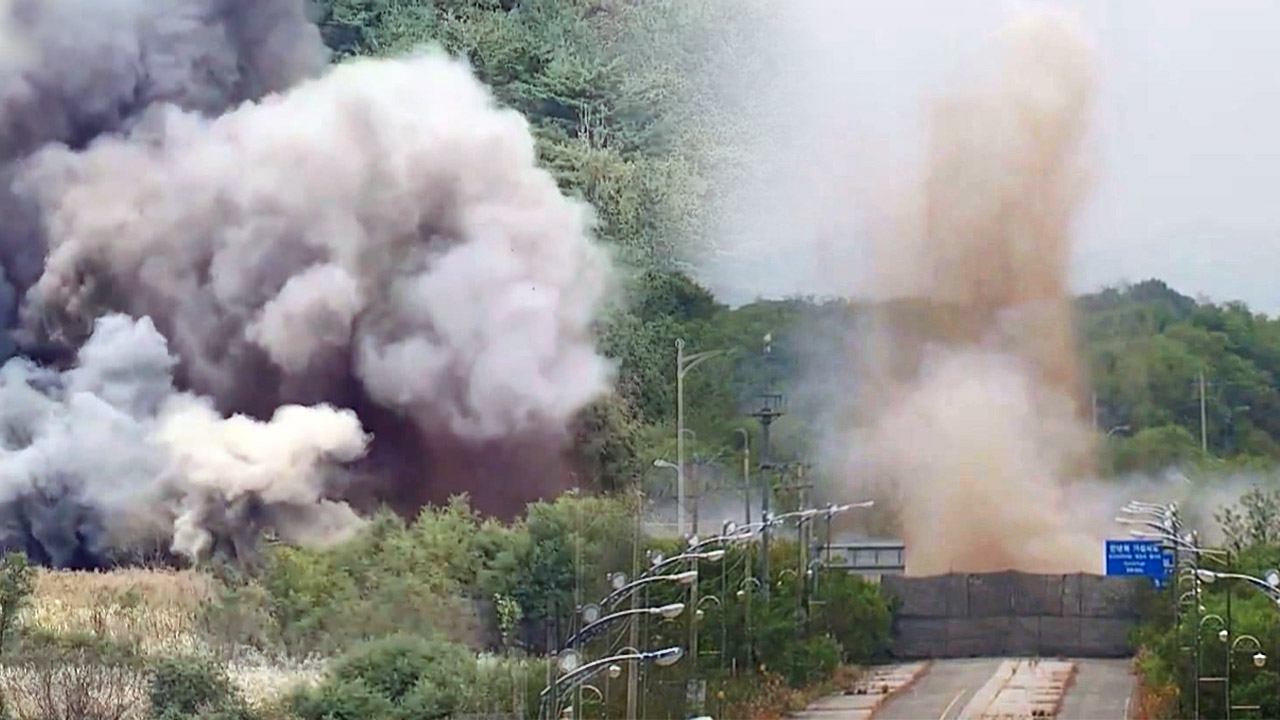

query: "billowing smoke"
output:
832 12 1105 574
0 313 366 566
0 1 613 566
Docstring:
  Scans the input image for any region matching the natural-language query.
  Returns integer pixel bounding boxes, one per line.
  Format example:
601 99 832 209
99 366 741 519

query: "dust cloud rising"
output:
833 12 1107 574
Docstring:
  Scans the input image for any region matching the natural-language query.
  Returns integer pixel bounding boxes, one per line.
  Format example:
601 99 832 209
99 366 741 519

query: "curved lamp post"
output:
1124 500 1217 720
675 338 728 538
1226 634 1267 719
1130 529 1228 559
1196 569 1280 603
1194 569 1280 720
600 570 698 612
560 603 685 650
642 548 727 581
624 545 723 720
736 576 764 675
693 594 724 671
541 646 684 720
1191 607 1230 720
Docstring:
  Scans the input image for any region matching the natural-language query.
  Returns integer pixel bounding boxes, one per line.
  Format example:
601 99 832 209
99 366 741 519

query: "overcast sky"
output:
699 0 1280 313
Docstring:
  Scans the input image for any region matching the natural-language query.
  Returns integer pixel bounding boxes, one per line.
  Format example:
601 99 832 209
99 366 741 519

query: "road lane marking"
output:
1123 692 1131 719
938 688 967 720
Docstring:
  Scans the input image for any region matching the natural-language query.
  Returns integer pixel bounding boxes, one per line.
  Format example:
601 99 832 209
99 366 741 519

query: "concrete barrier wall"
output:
882 572 1145 658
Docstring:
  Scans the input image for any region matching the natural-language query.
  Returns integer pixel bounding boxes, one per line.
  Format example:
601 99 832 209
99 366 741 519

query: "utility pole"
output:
690 460 699 537
795 467 814 624
1199 370 1208 454
750 333 783 598
735 429 751 525
625 487 642 720
677 339 687 539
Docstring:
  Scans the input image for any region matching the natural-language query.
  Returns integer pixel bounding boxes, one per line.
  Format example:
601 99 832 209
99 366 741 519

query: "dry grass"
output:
229 659 326 707
11 568 323 711
22 569 212 656
32 569 214 611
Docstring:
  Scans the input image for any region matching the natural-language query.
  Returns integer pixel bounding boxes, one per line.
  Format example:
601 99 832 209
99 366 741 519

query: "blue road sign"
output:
1105 540 1170 580
1153 549 1177 588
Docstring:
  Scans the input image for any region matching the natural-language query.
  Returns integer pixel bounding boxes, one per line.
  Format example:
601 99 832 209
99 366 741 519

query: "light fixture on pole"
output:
675 339 727 539
542 646 685 720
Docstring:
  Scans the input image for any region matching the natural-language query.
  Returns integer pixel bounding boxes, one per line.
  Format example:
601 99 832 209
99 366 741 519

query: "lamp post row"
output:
544 336 872 719
545 500 872 720
1120 500 1280 720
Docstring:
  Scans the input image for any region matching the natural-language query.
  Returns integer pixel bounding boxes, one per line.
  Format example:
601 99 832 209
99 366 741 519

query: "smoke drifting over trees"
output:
0 0 613 566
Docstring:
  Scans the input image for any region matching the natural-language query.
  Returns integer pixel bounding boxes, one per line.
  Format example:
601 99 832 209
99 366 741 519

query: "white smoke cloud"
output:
160 396 368 560
0 314 367 564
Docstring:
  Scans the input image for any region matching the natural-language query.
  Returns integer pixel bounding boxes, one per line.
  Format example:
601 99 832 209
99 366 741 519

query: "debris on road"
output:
790 662 931 719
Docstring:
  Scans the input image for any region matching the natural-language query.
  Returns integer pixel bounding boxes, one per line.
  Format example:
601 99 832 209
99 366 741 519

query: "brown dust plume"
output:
841 12 1104 574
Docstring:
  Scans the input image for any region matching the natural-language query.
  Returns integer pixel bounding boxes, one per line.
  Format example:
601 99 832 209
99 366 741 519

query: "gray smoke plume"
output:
0 0 327 306
0 1 614 565
0 313 366 566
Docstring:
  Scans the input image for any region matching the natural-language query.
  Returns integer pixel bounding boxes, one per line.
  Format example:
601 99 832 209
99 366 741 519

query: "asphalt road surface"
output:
872 657 1135 720
874 658 1004 720
1057 658 1135 720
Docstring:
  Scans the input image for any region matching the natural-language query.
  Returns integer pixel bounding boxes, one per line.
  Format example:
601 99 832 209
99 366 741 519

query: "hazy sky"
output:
700 0 1280 313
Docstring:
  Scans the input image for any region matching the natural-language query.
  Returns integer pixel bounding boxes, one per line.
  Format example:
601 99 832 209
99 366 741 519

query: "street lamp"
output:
1193 570 1280 720
541 647 684 720
693 593 725 693
600 570 698 612
676 339 728 538
624 546 723 720
609 567 695 720
1129 530 1227 558
642 549 726 581
1196 568 1280 601
560 603 685 650
1195 613 1228 720
1227 634 1267 719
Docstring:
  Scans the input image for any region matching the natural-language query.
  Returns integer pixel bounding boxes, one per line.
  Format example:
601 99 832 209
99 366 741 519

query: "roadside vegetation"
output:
0 494 892 718
1131 486 1280 720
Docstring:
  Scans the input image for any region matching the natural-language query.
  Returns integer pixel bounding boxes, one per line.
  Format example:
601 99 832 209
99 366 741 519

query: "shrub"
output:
787 634 841 686
292 636 477 720
812 571 892 664
290 636 533 720
332 636 473 705
150 655 244 719
0 554 33 655
289 678 395 720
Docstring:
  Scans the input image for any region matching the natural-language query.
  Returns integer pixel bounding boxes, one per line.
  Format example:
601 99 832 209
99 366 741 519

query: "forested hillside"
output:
310 1 1280 488
1083 280 1280 473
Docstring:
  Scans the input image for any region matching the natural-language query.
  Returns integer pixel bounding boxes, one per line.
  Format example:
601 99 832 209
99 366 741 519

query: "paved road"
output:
874 658 1004 720
871 657 1136 720
1058 658 1135 720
